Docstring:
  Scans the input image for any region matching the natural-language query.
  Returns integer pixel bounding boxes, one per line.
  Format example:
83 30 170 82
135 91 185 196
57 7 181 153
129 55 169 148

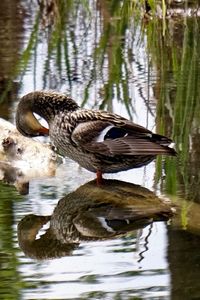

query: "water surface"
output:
0 1 200 299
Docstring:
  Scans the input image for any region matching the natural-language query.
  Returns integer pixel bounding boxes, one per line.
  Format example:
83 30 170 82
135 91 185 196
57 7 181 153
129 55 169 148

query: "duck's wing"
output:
73 202 173 238
84 137 175 156
73 205 152 238
71 112 176 157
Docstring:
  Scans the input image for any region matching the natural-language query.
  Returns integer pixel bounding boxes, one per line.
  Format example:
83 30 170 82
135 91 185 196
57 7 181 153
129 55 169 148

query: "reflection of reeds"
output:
88 1 135 115
20 12 40 74
149 17 200 201
3 1 180 111
0 12 40 104
11 1 152 117
173 19 200 201
0 182 22 298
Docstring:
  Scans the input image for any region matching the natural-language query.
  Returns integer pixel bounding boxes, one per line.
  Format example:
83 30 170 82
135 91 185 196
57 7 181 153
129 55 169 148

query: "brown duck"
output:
16 91 176 183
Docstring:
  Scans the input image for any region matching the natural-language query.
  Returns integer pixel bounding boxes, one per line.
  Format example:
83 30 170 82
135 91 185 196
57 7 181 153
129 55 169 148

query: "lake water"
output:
0 1 200 299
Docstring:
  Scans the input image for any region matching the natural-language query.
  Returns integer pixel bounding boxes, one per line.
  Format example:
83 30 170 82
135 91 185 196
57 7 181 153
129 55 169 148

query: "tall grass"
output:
147 15 200 202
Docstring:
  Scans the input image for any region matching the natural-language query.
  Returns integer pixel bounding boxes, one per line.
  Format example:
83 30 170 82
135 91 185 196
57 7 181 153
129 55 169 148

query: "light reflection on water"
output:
12 163 171 299
16 224 169 299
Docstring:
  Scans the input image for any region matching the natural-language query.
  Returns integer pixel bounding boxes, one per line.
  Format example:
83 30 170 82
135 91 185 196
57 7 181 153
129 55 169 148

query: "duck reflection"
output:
18 179 175 260
18 214 78 259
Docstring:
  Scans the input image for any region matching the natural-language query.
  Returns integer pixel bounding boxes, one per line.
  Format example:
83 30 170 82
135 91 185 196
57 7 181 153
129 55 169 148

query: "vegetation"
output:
147 15 200 202
0 0 199 298
0 0 199 201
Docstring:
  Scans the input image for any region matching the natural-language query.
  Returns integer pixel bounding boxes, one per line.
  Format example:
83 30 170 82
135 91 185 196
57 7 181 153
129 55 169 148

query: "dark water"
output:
0 1 200 299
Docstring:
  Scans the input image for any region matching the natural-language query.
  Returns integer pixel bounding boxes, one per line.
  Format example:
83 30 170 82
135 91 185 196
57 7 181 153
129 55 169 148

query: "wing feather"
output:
70 111 175 157
84 137 175 156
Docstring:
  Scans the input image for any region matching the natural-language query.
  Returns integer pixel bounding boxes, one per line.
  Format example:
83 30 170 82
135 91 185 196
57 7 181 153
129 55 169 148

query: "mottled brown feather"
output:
71 118 175 157
84 138 175 157
16 91 176 174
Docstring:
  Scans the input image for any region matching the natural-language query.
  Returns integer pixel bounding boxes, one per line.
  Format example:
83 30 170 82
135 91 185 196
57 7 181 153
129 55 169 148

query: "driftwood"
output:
0 118 58 194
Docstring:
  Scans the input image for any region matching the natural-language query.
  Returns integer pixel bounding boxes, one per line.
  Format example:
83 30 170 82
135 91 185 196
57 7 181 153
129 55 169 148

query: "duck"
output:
16 91 176 183
17 214 79 259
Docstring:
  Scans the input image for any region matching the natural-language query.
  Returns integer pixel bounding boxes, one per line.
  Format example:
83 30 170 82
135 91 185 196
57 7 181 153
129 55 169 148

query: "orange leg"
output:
96 170 103 185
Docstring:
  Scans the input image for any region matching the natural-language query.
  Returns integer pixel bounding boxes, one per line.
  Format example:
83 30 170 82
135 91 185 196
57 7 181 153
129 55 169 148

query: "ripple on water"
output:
16 223 170 299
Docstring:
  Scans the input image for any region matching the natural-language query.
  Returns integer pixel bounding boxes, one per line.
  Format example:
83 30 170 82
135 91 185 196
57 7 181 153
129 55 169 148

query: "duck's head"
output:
16 91 79 137
17 214 78 259
16 108 49 137
17 214 51 244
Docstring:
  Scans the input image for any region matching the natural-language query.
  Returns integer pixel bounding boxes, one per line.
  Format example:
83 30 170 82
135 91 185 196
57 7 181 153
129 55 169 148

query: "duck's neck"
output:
20 91 79 123
18 228 77 259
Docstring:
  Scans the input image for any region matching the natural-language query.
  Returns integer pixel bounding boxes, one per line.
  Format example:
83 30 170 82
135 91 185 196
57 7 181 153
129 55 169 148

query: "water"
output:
0 1 200 299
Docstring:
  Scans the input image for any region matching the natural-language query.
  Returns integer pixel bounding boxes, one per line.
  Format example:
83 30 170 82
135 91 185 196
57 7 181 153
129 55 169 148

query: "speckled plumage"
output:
16 91 176 175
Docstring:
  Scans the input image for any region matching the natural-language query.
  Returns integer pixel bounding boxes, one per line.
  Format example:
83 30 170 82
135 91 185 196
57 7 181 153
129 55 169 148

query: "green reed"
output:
147 16 200 202
0 183 23 299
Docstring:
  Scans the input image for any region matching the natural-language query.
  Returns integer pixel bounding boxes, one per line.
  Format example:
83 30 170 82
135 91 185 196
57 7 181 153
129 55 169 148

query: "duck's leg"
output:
96 170 103 185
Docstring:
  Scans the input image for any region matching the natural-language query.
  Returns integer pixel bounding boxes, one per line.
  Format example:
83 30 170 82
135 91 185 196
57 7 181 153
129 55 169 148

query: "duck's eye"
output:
104 127 127 140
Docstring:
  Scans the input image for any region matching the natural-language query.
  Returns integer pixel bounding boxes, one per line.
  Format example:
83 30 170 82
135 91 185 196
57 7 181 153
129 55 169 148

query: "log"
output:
0 118 58 194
